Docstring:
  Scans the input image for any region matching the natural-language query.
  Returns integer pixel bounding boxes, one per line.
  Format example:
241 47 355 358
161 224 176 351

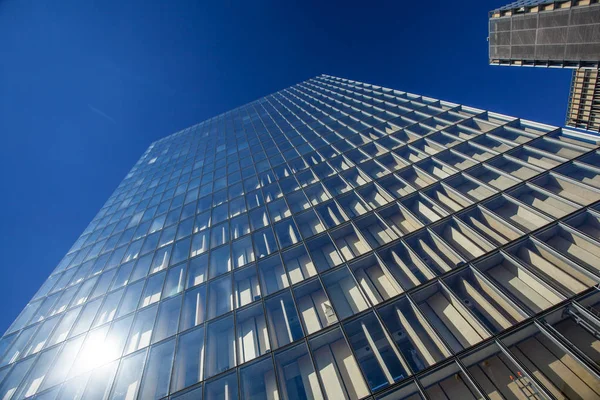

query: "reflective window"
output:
265 291 304 349
274 343 324 400
344 312 409 391
239 357 278 400
109 349 147 400
139 339 176 400
205 315 236 378
4 75 600 400
309 328 370 399
180 285 207 332
153 295 182 343
171 326 204 392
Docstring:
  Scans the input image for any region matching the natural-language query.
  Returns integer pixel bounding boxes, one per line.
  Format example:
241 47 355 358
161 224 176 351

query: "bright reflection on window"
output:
70 317 132 377
76 335 119 375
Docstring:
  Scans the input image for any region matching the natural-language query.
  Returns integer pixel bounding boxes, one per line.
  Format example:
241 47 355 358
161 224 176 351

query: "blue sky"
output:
0 0 572 333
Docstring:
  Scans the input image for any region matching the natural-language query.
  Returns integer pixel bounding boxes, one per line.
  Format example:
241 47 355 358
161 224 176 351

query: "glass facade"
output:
2 74 600 399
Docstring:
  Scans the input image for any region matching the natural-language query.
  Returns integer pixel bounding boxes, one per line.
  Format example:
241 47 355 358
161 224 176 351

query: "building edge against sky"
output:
2 74 600 399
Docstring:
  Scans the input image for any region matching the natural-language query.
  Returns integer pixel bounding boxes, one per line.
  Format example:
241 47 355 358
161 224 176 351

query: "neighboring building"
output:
489 0 600 68
2 75 600 399
489 1 600 134
567 67 600 132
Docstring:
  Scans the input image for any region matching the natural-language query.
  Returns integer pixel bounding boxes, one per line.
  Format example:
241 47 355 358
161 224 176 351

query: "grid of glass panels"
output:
2 74 600 400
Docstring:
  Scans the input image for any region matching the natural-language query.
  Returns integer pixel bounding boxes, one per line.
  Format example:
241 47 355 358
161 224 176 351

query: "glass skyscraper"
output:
3 74 600 400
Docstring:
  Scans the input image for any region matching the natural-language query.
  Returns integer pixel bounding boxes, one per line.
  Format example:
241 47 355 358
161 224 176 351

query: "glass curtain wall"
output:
2 75 600 399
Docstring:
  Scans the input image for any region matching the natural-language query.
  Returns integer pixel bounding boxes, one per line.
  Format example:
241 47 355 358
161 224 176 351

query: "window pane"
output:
194 211 211 233
378 297 450 373
180 285 207 332
344 312 409 391
130 254 152 283
1 325 38 367
321 267 369 319
348 254 402 306
60 372 92 400
109 349 147 400
70 324 111 375
294 280 337 335
234 265 261 308
309 328 370 400
22 316 60 358
210 223 229 249
295 210 325 239
187 255 208 289
253 228 277 259
47 307 81 347
236 304 269 364
40 335 85 391
140 271 166 308
152 295 182 343
306 234 344 271
171 384 203 400
90 269 117 300
111 261 135 290
171 237 191 266
274 219 301 249
125 305 158 354
281 245 316 285
0 357 36 400
138 339 176 400
420 361 481 399
258 255 289 295
239 357 279 400
209 245 231 279
268 198 291 222
82 359 119 400
274 343 323 400
502 323 600 399
163 263 186 299
460 342 531 400
191 231 209 257
205 315 236 378
104 314 135 363
14 345 60 398
230 214 250 239
116 281 145 318
205 370 238 400
94 288 125 328
72 277 98 307
70 299 102 337
265 291 303 349
249 207 269 231
232 236 255 268
207 275 233 320
171 326 204 392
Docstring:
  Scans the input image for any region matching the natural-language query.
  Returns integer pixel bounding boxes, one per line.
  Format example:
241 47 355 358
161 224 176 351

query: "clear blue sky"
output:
0 0 571 333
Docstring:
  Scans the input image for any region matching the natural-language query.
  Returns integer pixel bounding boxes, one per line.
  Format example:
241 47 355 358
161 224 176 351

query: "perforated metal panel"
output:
489 3 600 68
